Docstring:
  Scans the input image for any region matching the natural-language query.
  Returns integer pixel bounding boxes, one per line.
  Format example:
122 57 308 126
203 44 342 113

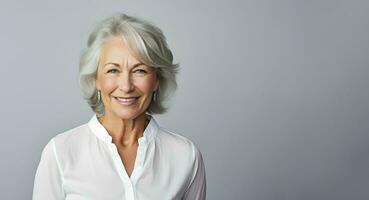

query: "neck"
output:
98 113 149 147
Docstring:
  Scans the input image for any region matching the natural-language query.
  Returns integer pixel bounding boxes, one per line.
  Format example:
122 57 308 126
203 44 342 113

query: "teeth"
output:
116 97 137 102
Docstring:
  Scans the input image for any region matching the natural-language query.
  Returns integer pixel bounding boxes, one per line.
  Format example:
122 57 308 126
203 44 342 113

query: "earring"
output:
97 90 101 103
153 91 157 101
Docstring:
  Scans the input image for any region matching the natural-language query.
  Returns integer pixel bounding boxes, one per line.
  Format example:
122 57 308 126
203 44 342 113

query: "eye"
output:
107 69 118 74
134 69 147 74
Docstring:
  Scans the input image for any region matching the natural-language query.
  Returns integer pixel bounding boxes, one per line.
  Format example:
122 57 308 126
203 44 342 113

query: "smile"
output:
114 97 139 106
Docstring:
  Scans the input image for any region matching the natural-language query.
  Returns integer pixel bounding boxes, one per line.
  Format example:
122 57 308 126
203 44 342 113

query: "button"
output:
139 137 146 142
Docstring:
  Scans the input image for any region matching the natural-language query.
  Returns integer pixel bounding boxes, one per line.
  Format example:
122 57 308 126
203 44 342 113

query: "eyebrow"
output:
104 62 145 69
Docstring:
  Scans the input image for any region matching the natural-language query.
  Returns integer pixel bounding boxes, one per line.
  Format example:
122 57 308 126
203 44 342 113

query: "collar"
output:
87 114 158 145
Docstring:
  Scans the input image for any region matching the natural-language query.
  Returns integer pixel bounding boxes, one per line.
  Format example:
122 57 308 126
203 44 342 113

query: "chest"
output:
61 140 192 200
115 145 137 177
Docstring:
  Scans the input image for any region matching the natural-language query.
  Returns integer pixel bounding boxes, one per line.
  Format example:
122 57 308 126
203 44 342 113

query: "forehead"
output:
100 36 139 63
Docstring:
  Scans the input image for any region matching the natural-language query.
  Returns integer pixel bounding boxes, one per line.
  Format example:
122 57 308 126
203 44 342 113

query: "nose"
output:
118 73 134 92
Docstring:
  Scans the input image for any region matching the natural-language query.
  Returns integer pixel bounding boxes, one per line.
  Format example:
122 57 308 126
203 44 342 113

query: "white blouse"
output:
32 114 206 200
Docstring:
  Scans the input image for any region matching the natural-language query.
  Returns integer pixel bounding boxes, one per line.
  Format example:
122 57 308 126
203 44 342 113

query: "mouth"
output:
114 96 139 106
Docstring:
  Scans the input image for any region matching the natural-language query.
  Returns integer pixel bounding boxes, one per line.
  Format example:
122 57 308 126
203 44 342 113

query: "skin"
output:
95 36 159 177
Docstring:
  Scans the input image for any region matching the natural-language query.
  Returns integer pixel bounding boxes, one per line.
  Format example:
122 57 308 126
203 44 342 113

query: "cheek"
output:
101 78 117 93
135 78 157 93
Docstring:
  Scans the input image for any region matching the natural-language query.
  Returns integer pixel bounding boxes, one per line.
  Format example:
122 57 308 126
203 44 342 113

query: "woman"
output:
32 13 206 200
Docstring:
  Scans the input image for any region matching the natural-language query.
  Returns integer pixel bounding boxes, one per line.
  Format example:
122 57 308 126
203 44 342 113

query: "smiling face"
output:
95 36 159 120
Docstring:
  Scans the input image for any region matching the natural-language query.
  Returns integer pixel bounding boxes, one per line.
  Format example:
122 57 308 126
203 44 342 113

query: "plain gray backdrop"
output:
1 0 368 199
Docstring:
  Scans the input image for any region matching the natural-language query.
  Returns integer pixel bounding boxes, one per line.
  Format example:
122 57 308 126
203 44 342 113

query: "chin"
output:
112 109 144 120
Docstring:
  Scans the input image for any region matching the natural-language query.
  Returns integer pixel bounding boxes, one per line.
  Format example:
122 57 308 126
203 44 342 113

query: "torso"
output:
43 115 204 200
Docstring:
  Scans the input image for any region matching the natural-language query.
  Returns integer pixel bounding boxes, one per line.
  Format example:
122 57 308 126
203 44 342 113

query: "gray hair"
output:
79 13 179 117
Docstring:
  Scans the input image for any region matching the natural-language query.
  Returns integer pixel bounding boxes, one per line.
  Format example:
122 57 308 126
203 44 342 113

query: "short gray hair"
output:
79 13 179 117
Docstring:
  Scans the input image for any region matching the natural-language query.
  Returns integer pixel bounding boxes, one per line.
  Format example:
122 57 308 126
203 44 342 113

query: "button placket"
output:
137 139 147 167
130 139 147 185
125 181 135 200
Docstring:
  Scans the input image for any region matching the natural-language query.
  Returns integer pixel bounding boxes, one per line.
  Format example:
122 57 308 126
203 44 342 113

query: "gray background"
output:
1 0 368 199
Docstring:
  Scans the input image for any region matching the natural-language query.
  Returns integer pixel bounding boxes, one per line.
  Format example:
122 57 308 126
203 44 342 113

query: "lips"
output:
114 96 139 106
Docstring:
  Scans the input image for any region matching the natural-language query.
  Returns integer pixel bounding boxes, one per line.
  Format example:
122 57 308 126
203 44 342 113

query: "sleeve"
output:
32 138 66 200
183 145 206 200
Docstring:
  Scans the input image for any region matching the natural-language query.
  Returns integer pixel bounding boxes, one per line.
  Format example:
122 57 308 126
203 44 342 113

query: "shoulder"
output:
37 123 92 168
155 126 203 164
157 127 194 149
47 123 93 157
52 123 90 145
